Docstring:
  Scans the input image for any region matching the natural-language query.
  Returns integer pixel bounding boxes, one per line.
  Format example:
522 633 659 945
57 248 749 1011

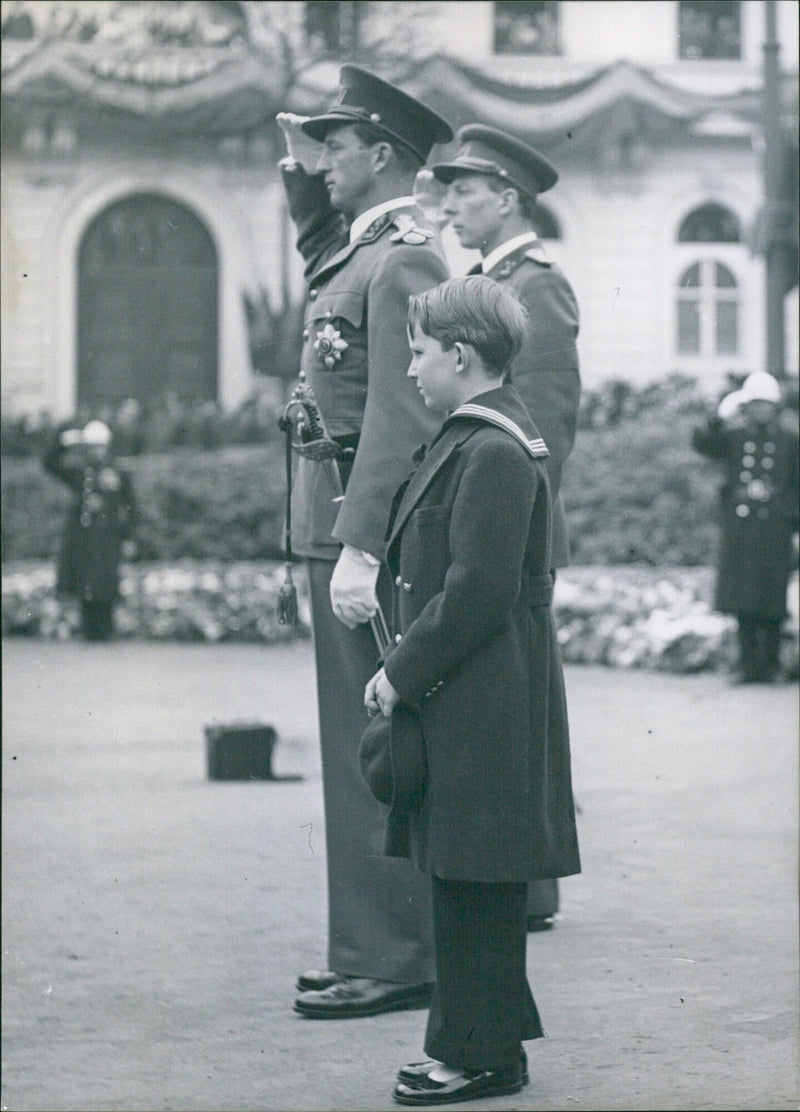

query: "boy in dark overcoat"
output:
432 124 582 930
693 371 799 682
365 276 581 1105
43 419 136 641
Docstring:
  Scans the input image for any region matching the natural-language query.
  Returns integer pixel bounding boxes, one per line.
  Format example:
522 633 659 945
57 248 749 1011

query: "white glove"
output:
717 390 744 421
276 112 322 175
330 544 380 629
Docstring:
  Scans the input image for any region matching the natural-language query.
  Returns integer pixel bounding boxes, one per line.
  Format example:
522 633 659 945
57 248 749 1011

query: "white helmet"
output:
81 420 113 445
739 372 781 404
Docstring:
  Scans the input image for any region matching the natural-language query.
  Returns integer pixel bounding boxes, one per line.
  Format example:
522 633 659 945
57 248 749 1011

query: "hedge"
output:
3 400 725 567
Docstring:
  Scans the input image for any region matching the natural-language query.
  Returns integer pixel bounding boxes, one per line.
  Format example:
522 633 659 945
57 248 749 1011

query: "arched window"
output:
531 203 561 241
678 203 741 243
676 260 739 356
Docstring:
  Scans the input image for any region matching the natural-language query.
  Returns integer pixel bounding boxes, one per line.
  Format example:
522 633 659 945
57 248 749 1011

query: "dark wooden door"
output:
78 195 218 408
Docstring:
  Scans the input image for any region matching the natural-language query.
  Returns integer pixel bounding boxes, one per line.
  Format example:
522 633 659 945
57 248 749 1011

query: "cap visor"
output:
301 112 352 142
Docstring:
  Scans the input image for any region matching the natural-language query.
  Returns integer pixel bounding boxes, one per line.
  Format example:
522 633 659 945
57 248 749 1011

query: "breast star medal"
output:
314 322 348 369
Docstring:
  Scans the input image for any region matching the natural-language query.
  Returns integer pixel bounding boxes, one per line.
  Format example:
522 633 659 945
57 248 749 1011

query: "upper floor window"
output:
678 203 742 243
678 1 741 60
494 1 560 55
305 1 364 57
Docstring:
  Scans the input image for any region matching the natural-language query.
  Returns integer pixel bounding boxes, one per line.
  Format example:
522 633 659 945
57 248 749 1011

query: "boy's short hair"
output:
408 275 528 376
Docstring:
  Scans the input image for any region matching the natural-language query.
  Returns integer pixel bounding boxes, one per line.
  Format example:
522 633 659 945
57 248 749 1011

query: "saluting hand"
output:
365 667 400 718
276 112 323 175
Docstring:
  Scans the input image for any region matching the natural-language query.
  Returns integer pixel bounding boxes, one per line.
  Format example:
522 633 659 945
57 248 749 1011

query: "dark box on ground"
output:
204 722 279 780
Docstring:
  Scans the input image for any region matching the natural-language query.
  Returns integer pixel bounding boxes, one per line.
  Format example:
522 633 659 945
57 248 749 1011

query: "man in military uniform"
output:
431 126 581 932
276 67 453 1018
43 419 137 641
693 372 799 683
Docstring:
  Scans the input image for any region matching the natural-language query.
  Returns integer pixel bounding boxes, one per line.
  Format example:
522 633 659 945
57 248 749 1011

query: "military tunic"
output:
474 240 580 569
283 166 446 559
693 415 799 617
44 437 136 603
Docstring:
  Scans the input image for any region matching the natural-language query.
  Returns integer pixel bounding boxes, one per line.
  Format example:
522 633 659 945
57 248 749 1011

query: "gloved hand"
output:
330 544 380 629
276 112 323 175
717 389 744 421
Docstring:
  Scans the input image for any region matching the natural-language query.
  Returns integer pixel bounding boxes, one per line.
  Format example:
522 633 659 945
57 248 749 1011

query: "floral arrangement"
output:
3 560 797 677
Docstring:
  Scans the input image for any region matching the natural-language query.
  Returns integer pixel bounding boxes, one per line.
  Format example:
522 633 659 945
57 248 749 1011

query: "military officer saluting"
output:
693 372 799 683
276 67 453 1018
431 125 580 932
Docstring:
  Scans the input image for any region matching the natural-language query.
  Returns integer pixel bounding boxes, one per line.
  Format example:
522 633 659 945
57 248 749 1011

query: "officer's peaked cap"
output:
302 65 453 163
432 124 558 198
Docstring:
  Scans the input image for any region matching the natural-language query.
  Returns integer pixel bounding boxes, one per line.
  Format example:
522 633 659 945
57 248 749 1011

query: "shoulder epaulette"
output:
389 212 435 245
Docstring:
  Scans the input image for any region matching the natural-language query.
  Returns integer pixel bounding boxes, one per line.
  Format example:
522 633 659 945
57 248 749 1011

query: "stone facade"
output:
1 0 797 421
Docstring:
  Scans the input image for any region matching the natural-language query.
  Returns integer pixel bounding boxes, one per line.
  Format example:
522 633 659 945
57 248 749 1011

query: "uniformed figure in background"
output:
431 125 581 931
43 419 137 641
276 66 453 1019
693 372 799 683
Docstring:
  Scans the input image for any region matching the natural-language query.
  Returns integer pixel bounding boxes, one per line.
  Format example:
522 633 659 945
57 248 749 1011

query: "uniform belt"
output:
528 573 554 607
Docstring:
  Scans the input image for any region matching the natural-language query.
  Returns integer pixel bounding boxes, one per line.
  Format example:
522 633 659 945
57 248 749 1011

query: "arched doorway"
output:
77 194 218 410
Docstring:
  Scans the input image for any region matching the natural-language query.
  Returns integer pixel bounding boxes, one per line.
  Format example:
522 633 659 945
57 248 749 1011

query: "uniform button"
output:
744 441 756 452
742 455 755 467
302 329 309 340
309 289 318 299
739 471 752 482
325 309 332 318
762 457 774 469
736 504 749 517
395 633 402 644
395 575 402 586
402 581 413 592
764 442 775 453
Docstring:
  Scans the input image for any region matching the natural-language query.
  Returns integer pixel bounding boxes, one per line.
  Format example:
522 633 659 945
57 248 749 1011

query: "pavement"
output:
1 638 798 1112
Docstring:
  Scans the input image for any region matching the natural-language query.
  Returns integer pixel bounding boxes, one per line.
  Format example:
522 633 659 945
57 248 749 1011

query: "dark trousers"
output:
306 558 435 983
424 877 544 1072
80 600 114 641
737 614 782 680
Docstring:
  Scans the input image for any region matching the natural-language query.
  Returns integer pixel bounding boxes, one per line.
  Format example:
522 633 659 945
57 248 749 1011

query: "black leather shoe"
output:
393 1066 525 1105
295 969 342 992
294 978 434 1019
398 1050 528 1085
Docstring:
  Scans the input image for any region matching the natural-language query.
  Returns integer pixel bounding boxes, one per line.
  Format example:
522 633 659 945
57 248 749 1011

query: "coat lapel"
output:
387 427 475 550
309 205 429 286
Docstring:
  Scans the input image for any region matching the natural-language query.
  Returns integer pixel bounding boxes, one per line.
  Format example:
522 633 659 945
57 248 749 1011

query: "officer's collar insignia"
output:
390 212 434 245
449 403 549 458
359 212 394 242
488 239 551 279
314 321 348 368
